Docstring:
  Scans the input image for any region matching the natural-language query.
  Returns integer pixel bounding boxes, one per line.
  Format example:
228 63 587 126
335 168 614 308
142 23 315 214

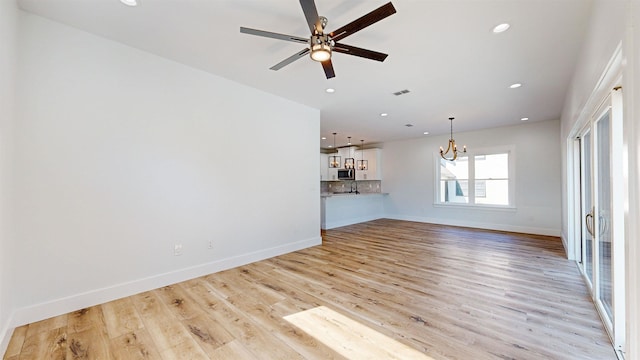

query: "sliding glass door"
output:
577 90 624 353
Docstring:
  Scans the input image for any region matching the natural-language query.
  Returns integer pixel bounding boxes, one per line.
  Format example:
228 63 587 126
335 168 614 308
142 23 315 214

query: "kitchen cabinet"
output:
320 153 328 180
321 147 381 181
356 148 382 180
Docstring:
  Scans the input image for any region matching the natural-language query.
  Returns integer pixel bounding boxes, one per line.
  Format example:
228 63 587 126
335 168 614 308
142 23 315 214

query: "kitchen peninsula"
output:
320 180 388 229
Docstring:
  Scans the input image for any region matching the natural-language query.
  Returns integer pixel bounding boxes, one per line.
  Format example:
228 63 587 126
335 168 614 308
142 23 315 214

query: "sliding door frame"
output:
566 45 625 355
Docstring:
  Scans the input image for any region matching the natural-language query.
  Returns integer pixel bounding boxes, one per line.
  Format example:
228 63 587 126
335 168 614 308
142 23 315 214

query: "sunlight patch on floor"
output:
284 306 434 359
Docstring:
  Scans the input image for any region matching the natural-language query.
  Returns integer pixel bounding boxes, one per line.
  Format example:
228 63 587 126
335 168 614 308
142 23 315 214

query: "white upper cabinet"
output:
321 152 339 180
321 147 382 181
320 153 329 180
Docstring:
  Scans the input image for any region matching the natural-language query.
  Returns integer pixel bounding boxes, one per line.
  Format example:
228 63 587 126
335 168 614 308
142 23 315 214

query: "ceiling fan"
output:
240 0 396 79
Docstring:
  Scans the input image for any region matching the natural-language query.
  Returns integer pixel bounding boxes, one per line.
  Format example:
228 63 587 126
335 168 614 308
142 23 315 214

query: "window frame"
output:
434 145 516 210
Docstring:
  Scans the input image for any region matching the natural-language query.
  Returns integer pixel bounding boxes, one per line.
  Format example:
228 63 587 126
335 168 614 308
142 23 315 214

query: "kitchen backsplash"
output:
321 180 382 194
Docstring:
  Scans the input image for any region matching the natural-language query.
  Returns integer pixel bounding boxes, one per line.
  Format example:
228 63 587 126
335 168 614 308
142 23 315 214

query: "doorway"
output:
573 87 625 354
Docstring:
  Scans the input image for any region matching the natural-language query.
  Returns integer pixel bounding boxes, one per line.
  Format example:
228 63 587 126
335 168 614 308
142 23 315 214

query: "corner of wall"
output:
0 319 15 358
0 0 19 357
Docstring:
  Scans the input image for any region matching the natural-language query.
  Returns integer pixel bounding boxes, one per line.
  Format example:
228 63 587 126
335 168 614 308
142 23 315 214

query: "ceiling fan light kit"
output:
310 35 332 62
240 0 396 79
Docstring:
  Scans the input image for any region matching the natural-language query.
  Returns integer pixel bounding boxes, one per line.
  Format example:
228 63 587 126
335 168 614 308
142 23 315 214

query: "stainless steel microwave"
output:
337 168 355 180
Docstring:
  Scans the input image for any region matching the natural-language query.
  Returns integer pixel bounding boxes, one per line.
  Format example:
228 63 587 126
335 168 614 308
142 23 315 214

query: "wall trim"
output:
7 236 321 330
0 317 15 358
561 232 570 257
385 214 561 237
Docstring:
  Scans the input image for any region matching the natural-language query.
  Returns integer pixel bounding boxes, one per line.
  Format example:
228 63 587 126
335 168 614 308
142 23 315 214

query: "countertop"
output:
321 192 389 198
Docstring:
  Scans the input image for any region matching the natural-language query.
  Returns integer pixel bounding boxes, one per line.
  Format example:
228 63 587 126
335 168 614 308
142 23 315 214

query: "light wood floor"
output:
4 219 615 359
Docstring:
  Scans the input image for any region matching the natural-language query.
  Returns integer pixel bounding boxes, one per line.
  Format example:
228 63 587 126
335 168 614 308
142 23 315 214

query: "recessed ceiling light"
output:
509 83 522 89
120 0 138 6
380 113 388 117
493 23 510 33
423 131 430 135
321 137 327 140
521 117 529 121
325 88 335 93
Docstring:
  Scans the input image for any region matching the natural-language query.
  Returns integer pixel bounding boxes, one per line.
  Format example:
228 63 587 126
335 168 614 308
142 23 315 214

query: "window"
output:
436 147 514 207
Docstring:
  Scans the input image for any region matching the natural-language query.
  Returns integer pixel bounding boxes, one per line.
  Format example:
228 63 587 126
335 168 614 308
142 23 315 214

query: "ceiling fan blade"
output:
333 43 388 62
240 27 309 45
321 59 335 79
330 2 396 42
270 48 311 71
299 0 322 34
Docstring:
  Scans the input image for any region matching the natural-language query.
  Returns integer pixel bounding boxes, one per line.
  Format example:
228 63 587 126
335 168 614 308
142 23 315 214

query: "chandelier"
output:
440 117 466 161
344 136 355 169
357 140 368 170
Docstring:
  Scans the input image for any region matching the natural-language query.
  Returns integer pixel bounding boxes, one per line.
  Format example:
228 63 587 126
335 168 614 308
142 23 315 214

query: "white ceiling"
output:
17 0 592 149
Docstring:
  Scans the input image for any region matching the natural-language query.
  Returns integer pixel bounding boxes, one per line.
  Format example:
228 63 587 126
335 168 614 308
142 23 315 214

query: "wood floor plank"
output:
154 282 237 355
108 330 162 360
17 326 67 360
285 305 434 360
67 306 106 334
3 325 27 358
23 314 67 339
131 291 208 360
3 219 616 360
102 297 144 339
66 325 112 359
209 340 259 359
187 278 306 359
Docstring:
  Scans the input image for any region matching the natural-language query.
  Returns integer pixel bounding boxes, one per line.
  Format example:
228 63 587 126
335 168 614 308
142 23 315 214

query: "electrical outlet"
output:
208 240 213 249
174 243 183 256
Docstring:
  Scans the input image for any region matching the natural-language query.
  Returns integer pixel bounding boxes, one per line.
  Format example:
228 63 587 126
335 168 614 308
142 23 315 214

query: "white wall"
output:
0 0 18 354
8 12 320 330
382 119 561 236
559 0 638 357
629 2 640 357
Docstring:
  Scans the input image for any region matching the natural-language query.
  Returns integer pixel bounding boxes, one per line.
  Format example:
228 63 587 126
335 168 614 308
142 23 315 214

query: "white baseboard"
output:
385 214 561 237
0 317 14 359
7 236 321 331
561 232 569 257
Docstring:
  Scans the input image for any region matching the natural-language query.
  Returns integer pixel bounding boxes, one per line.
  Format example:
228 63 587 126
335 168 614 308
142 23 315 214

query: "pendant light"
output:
439 117 466 161
345 136 355 169
328 132 341 168
357 140 368 170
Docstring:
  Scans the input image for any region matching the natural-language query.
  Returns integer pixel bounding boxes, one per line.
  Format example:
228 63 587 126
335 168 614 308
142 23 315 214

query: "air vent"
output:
393 89 411 96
